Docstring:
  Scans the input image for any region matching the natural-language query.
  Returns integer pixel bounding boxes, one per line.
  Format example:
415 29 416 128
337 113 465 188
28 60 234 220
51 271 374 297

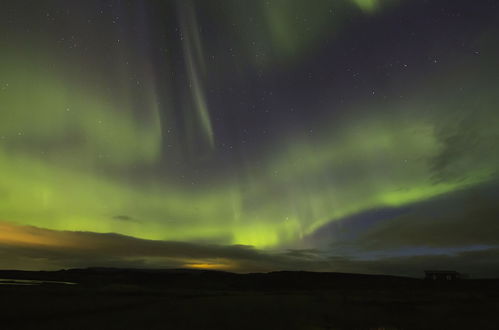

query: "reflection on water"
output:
0 278 76 285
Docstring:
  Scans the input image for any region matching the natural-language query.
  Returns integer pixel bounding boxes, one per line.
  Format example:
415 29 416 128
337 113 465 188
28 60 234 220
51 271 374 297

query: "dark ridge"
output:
1 268 497 290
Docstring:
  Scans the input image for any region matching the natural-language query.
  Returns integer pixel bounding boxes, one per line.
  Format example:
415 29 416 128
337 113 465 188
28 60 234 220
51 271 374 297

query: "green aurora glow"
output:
0 0 498 257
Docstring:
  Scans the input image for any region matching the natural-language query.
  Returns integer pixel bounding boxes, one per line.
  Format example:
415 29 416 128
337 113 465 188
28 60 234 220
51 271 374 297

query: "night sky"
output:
1 0 499 276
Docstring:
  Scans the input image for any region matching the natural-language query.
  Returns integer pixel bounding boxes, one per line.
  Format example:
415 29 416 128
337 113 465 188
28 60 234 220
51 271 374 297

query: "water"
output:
0 278 76 285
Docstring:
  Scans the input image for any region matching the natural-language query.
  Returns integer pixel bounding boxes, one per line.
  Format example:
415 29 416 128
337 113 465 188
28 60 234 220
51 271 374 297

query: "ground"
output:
1 269 498 329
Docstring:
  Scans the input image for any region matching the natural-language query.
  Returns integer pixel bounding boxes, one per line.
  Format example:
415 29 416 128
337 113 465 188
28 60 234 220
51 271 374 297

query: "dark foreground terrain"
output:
1 268 498 330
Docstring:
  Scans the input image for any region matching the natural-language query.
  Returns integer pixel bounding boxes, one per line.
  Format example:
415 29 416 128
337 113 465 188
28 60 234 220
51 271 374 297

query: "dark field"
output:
1 269 498 330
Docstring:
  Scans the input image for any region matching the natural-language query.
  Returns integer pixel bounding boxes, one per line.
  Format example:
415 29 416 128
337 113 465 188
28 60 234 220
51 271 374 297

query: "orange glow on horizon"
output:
183 261 234 271
0 222 64 247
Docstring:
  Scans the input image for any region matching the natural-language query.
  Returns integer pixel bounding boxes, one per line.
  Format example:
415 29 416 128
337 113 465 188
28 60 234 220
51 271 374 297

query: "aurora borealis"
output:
1 0 499 276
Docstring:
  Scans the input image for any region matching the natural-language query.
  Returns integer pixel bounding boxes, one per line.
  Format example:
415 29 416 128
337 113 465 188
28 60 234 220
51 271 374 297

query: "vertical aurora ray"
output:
178 0 215 148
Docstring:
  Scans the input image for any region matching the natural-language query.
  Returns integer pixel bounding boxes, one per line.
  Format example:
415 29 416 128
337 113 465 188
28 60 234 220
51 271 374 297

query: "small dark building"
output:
424 270 461 281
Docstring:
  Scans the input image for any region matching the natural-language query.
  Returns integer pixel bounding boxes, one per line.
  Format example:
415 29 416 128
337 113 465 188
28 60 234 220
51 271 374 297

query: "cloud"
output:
0 221 329 273
430 106 499 183
283 249 323 259
112 215 138 222
354 183 499 250
1 220 499 277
